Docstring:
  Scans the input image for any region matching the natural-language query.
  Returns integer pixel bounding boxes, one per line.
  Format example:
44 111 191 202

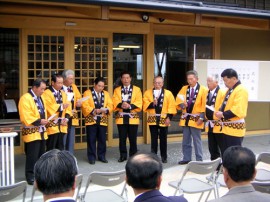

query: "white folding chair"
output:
212 165 226 198
74 174 83 201
169 158 221 202
81 170 127 202
255 152 270 181
30 174 83 202
251 181 270 194
0 181 27 202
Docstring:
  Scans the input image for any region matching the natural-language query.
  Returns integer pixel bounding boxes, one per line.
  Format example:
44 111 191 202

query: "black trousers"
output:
25 140 46 181
220 133 243 158
117 124 138 158
149 125 168 160
86 124 107 161
46 132 64 151
208 131 222 160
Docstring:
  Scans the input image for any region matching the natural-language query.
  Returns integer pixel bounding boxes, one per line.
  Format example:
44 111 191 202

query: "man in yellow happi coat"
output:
143 76 176 163
112 71 142 162
43 74 72 151
205 75 225 160
18 79 48 185
215 68 248 156
62 69 82 154
176 70 208 164
81 77 113 164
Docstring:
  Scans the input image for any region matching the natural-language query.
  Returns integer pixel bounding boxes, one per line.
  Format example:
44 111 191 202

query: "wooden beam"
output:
202 15 270 30
110 10 197 25
0 3 95 18
0 14 151 34
101 6 109 20
66 6 101 18
214 27 221 59
154 24 215 37
152 12 195 24
0 0 100 8
195 13 202 25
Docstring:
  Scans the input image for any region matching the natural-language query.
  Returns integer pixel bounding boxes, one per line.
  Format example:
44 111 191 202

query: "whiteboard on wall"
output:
195 59 270 102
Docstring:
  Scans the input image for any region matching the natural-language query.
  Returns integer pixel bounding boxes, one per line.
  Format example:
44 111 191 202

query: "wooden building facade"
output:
0 0 270 153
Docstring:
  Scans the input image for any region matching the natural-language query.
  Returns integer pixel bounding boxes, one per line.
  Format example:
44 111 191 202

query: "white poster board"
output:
195 59 270 102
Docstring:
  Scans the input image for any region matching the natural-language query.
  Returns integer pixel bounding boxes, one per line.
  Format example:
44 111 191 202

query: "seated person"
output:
34 149 78 202
125 152 187 202
209 146 270 202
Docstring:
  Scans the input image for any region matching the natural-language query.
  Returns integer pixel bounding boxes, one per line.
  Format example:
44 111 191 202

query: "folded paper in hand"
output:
177 94 185 101
48 114 57 121
206 105 215 112
153 90 160 98
122 94 129 102
78 96 90 102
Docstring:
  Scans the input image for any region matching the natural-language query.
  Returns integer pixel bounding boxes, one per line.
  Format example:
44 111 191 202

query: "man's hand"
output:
196 119 203 126
121 102 130 109
40 119 48 125
76 100 82 107
215 111 223 119
61 118 68 126
165 117 170 126
153 98 158 106
62 103 70 109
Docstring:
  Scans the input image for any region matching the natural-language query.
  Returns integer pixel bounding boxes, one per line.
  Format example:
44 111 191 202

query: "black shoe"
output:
178 160 190 165
27 179 34 185
98 158 108 163
89 160 95 165
118 157 127 162
162 159 167 163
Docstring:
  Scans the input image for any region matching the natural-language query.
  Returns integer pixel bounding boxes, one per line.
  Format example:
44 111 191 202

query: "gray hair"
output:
186 70 198 79
153 76 164 82
207 74 219 82
62 69 75 79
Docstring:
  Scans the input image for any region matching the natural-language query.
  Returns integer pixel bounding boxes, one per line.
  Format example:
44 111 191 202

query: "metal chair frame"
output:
0 181 27 202
169 158 221 202
81 170 127 202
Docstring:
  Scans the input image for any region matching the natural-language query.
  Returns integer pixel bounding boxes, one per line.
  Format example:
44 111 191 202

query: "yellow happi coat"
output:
69 83 82 126
43 88 72 135
143 88 177 127
112 85 142 125
205 87 225 133
81 89 113 126
18 92 48 143
221 84 248 137
176 84 208 129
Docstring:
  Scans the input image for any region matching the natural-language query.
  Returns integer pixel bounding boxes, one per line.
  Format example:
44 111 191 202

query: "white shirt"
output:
62 85 68 93
45 197 75 202
210 87 217 95
94 89 101 99
123 85 130 91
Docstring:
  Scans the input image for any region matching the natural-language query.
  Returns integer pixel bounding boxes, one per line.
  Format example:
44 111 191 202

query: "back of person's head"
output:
125 152 162 189
221 68 238 79
223 146 256 182
34 149 78 195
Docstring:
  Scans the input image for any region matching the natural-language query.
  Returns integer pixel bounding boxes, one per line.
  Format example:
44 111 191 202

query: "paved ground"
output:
13 133 270 201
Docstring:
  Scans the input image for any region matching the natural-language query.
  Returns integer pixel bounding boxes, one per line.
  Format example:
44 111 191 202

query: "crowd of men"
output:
19 68 249 186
